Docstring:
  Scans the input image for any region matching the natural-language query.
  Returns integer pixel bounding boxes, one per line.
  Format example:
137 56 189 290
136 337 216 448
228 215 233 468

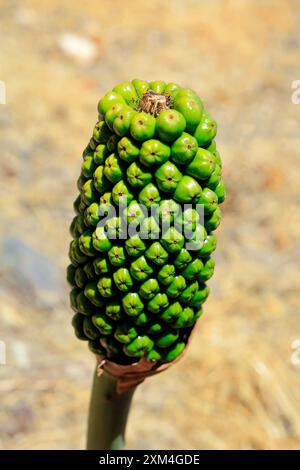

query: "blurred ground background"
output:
0 0 300 450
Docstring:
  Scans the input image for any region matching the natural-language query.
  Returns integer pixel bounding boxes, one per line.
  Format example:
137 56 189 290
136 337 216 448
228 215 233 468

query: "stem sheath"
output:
87 366 136 450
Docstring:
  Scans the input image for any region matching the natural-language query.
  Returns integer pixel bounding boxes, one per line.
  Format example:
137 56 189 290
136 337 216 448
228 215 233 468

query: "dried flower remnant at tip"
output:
137 90 172 117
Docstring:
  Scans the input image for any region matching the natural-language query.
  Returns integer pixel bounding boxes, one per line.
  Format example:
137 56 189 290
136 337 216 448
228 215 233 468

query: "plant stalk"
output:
87 366 136 450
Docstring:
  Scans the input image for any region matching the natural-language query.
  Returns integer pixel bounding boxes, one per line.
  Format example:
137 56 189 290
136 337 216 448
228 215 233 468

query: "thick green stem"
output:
87 366 136 450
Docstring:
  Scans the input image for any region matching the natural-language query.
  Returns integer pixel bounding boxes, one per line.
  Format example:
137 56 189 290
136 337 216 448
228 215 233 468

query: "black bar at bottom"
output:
0 450 299 468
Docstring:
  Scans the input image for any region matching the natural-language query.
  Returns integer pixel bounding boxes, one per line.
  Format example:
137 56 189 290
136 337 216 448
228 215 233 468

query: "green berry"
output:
127 161 153 189
81 155 95 178
171 133 198 165
174 93 203 133
81 179 98 205
139 278 160 300
187 224 206 252
122 292 144 317
107 245 126 267
161 227 184 254
89 137 98 151
105 102 125 131
155 162 182 194
130 112 156 141
133 312 151 326
132 79 149 98
125 235 146 258
157 264 176 286
198 257 215 282
98 91 126 115
138 183 161 208
93 121 112 144
158 199 180 224
97 276 116 298
113 268 133 293
164 82 181 99
99 192 114 216
145 241 169 266
147 322 165 336
206 164 222 190
173 248 193 270
93 166 110 193
112 180 134 206
197 234 217 256
79 230 96 256
205 206 222 232
174 88 199 100
130 256 154 282
93 256 111 275
84 281 104 307
70 288 80 311
72 313 88 340
147 349 163 361
147 293 169 314
139 139 170 167
140 216 160 240
156 109 186 142
214 150 222 168
77 174 87 191
113 106 136 137
92 313 114 335
188 284 210 308
205 140 216 153
181 259 204 281
114 321 138 344
105 301 123 321
160 302 183 323
179 281 199 304
104 153 125 183
94 144 109 165
83 261 96 280
156 330 179 349
162 342 185 362
198 188 218 215
166 276 186 298
149 80 166 94
70 217 79 239
105 216 125 240
107 134 119 152
174 176 202 203
66 264 77 286
73 195 82 214
176 208 200 235
84 203 100 227
92 227 113 253
124 200 144 224
194 111 217 146
186 148 216 181
74 266 88 289
123 336 154 358
215 180 226 204
77 291 96 316
113 81 138 105
69 239 88 265
118 136 140 163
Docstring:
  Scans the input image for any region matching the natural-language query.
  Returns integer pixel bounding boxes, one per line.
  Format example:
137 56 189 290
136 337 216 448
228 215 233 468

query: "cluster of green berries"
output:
67 79 225 364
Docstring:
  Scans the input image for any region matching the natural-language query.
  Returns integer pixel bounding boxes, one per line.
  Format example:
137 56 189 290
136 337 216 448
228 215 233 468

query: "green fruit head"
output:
69 80 225 365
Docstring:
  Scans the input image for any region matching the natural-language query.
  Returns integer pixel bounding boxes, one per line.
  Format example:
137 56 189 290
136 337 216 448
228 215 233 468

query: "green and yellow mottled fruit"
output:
68 79 225 365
